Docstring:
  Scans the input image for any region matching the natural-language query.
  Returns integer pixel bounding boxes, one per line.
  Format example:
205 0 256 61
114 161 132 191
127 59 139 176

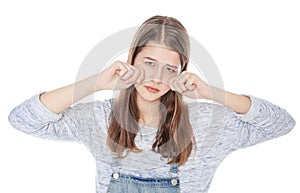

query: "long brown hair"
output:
107 15 196 166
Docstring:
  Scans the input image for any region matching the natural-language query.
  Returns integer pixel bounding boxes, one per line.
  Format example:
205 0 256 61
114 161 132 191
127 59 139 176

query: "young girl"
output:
8 15 295 193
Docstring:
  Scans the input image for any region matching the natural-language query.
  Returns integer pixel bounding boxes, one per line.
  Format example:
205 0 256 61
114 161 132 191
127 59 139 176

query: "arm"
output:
8 94 100 142
8 61 143 141
8 73 102 142
208 86 251 114
168 71 254 114
40 61 144 114
224 95 296 149
170 72 296 149
40 74 99 114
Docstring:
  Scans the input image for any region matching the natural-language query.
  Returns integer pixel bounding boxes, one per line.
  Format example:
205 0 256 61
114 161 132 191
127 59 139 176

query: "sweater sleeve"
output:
8 93 109 143
224 95 296 149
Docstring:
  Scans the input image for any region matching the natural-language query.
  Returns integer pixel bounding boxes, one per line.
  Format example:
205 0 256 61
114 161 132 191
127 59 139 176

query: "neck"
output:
137 95 161 127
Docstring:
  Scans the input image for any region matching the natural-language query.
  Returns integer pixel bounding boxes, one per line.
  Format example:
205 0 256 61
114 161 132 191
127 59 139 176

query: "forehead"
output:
135 45 181 66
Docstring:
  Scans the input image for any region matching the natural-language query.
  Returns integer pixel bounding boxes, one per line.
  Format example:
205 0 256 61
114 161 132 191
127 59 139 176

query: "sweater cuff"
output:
234 95 261 122
29 92 63 122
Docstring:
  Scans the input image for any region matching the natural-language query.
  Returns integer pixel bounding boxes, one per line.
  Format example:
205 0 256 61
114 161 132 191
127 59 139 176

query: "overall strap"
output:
111 152 121 179
169 163 179 186
110 152 180 186
169 163 179 175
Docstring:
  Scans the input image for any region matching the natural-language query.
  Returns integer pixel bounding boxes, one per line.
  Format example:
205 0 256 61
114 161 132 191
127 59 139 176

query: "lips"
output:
144 86 160 93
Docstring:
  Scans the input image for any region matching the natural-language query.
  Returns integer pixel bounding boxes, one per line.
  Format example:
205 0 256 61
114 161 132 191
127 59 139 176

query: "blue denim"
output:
108 153 180 193
107 174 180 193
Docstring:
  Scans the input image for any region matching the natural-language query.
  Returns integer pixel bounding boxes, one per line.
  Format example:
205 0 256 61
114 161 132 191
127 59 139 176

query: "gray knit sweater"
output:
8 94 295 193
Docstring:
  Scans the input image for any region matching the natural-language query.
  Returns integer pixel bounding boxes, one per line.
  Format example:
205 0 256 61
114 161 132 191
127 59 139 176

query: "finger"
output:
120 63 134 80
114 61 128 76
185 77 196 90
135 68 145 84
177 75 189 92
125 66 141 84
174 73 190 92
172 77 184 93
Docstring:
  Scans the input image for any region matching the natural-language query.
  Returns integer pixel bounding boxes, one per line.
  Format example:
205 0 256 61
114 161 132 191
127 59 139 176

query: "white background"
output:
1 0 299 192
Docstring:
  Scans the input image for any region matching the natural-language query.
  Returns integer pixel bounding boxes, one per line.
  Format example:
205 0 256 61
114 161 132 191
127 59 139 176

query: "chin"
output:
140 94 162 102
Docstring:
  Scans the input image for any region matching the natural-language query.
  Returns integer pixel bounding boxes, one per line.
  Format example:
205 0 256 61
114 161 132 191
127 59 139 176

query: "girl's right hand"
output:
96 61 144 91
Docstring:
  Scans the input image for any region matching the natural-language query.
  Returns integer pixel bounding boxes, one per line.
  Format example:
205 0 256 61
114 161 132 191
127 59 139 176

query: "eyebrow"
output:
143 57 179 68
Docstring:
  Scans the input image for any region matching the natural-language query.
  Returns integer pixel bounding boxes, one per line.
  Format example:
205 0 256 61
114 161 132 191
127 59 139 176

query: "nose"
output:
152 67 163 83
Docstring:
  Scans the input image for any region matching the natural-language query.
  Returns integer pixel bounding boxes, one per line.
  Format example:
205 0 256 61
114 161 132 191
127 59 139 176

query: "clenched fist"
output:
96 61 145 91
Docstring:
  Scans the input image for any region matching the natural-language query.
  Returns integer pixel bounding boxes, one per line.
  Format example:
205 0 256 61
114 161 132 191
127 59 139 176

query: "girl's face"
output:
134 44 181 102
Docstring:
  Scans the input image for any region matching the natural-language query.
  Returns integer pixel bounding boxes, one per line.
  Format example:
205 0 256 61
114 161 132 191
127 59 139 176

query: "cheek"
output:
160 84 171 93
134 84 143 92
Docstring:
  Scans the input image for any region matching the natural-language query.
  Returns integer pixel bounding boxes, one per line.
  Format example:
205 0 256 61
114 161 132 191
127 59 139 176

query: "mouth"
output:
144 86 160 93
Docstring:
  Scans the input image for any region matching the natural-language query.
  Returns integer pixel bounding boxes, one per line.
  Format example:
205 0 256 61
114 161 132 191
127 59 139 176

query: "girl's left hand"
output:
168 72 212 99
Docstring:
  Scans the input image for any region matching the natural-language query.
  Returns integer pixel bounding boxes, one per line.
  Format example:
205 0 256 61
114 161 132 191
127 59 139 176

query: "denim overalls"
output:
107 153 181 193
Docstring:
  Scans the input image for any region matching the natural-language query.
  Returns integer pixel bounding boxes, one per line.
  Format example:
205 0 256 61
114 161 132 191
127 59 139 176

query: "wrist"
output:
208 86 226 103
95 73 105 91
200 85 215 100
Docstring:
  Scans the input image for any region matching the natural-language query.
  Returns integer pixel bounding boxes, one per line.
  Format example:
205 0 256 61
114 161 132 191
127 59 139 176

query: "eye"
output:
145 61 155 66
166 66 177 73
